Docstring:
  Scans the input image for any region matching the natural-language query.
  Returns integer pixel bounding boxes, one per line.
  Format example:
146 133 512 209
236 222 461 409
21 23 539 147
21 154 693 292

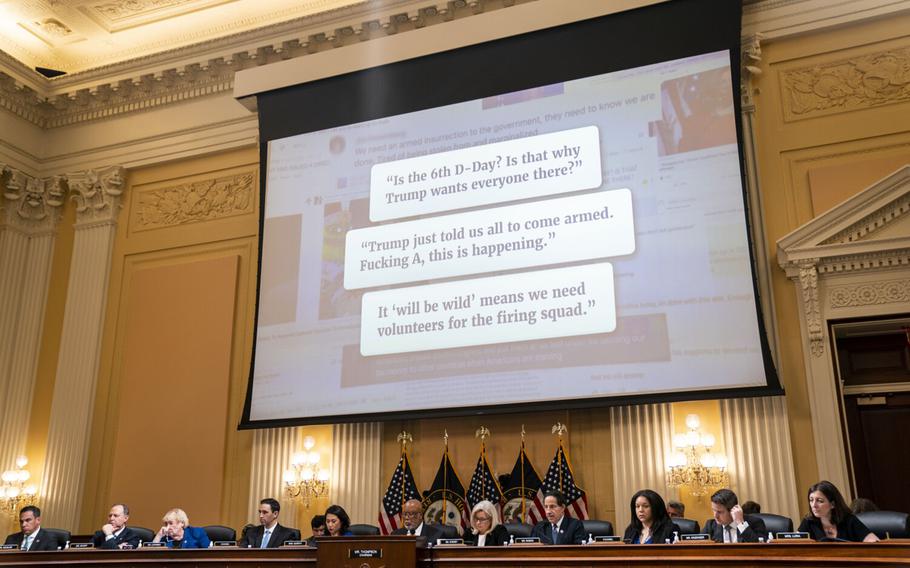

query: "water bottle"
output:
508 534 514 546
587 533 593 545
673 531 679 543
767 532 773 543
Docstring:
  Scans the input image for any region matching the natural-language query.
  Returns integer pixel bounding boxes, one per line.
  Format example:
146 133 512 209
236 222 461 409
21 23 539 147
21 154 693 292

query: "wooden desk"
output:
0 541 908 567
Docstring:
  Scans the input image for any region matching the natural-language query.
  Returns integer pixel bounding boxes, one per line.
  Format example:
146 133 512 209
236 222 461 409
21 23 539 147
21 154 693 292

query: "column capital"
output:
1 165 67 234
68 165 126 228
740 33 763 114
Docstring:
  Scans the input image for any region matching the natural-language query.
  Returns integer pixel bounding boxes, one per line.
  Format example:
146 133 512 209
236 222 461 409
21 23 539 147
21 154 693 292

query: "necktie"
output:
724 525 734 543
260 529 271 548
23 534 33 551
551 524 559 544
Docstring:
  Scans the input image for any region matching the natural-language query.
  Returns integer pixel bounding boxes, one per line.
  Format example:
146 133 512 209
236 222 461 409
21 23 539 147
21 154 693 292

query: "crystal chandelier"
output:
1 457 38 515
283 436 329 508
667 414 730 497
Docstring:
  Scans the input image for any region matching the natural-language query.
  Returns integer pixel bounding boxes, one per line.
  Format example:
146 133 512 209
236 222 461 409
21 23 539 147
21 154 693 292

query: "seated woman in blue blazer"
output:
324 504 354 537
152 508 211 548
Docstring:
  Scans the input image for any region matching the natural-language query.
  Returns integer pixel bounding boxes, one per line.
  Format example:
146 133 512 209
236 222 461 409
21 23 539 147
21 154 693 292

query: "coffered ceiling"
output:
0 0 362 75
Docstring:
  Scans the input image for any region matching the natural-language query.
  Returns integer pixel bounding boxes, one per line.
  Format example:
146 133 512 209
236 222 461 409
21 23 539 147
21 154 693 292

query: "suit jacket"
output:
392 523 444 543
703 515 767 543
92 526 141 549
239 524 300 548
4 528 60 551
467 524 509 546
622 519 679 544
162 525 210 549
530 516 586 545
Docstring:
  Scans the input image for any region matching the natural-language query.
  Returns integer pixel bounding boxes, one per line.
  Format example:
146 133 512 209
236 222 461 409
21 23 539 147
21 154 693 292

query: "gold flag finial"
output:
521 424 526 442
444 429 449 447
397 431 412 452
475 426 490 441
551 422 567 438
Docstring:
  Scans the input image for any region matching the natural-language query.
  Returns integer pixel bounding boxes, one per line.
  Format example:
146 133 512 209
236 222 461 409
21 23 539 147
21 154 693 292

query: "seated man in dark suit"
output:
239 498 300 548
530 490 586 545
4 505 61 551
391 499 443 542
92 503 141 549
703 489 766 543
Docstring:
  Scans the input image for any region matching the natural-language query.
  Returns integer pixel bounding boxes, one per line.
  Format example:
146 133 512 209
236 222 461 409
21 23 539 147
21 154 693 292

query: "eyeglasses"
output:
474 515 491 522
402 512 422 518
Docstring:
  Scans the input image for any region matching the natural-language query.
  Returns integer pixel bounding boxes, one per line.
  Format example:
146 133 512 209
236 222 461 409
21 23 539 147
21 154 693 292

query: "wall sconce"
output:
283 436 329 508
667 414 730 497
1 456 38 515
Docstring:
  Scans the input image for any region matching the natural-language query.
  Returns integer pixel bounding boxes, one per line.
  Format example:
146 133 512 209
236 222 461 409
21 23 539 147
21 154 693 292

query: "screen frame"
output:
240 0 782 429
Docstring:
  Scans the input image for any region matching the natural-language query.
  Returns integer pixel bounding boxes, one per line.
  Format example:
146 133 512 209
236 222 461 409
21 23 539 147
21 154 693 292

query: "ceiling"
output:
0 0 362 75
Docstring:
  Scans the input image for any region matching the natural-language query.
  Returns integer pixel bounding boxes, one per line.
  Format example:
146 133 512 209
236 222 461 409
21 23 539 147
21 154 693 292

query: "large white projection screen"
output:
250 50 772 424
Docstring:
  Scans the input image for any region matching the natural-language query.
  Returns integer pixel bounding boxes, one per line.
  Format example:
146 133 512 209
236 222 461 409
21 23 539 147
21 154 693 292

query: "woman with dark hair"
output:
798 481 878 542
622 489 679 544
324 505 353 537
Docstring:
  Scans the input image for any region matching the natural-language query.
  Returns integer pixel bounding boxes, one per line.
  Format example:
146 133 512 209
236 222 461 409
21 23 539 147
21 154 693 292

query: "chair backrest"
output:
581 519 614 537
503 523 533 538
430 523 459 539
753 513 793 534
131 526 156 543
202 525 236 542
43 528 71 548
349 524 380 536
856 511 910 539
673 518 699 534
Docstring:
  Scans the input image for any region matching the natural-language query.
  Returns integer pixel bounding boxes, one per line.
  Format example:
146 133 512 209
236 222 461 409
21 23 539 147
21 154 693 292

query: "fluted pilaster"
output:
331 422 382 525
720 396 800 522
39 166 125 530
0 167 66 471
610 404 674 532
248 427 300 526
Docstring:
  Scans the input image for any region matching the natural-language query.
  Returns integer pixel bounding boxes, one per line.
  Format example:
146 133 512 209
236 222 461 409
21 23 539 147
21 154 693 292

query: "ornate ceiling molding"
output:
0 0 529 129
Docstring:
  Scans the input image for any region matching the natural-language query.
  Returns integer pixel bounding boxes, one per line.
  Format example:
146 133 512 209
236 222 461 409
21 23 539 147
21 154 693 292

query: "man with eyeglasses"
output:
391 499 443 542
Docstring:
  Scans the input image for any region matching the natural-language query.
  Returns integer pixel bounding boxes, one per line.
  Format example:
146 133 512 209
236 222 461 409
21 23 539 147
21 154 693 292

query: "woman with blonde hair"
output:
152 508 211 548
467 500 509 546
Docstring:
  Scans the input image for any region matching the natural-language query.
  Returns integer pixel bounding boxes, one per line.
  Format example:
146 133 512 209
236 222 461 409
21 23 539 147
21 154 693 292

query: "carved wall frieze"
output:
820 192 910 245
68 166 127 227
781 45 910 121
1 164 67 233
797 260 825 357
133 170 255 230
829 278 910 309
0 0 529 129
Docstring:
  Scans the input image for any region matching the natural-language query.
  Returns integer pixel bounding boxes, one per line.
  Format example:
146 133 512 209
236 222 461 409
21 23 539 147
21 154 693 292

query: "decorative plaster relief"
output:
797 260 825 357
1 165 67 232
781 45 910 121
829 278 910 308
133 170 254 230
69 166 126 226
820 192 910 245
83 0 239 31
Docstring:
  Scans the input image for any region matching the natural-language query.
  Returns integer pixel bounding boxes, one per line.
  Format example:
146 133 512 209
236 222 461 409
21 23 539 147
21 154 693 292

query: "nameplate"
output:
140 542 167 548
0 545 19 551
774 532 810 540
592 536 622 543
680 534 712 541
511 537 541 545
69 542 94 549
349 548 382 558
213 541 237 547
435 538 464 546
282 540 307 547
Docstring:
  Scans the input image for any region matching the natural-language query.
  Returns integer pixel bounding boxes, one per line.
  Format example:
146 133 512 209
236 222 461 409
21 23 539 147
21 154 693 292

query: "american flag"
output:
378 452 421 535
536 443 588 519
466 446 504 511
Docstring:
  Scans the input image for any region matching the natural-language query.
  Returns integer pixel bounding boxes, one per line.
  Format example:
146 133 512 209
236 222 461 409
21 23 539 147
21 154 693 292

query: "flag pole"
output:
397 431 412 520
552 422 567 493
475 426 490 502
443 429 448 525
520 424 526 523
